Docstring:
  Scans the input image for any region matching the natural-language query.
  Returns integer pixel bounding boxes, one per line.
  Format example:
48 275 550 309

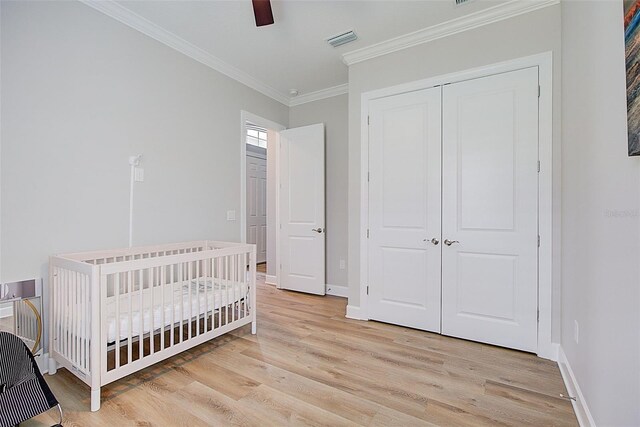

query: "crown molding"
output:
289 83 349 107
342 0 560 66
80 0 291 106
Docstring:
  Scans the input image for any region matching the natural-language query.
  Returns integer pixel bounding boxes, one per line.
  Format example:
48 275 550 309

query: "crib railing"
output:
98 245 255 384
49 241 256 407
49 257 97 382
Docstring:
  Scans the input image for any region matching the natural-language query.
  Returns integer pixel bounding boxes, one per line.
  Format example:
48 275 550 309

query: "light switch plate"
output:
227 210 236 221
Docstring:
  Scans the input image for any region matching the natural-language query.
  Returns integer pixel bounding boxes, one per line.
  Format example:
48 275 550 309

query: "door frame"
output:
240 111 286 286
358 52 555 360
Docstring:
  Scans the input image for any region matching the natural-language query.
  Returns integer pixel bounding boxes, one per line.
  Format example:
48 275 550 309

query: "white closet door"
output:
246 152 267 263
368 87 442 332
441 67 539 352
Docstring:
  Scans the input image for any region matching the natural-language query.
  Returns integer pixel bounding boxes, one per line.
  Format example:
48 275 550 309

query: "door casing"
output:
356 52 556 360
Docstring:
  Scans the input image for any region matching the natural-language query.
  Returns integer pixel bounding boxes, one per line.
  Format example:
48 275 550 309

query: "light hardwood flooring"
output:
25 272 577 426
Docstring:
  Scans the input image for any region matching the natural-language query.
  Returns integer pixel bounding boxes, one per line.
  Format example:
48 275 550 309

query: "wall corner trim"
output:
346 305 366 320
558 346 597 427
342 0 559 66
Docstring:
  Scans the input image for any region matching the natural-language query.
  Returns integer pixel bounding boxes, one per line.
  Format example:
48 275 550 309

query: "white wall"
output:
347 5 563 341
561 1 640 425
290 94 349 288
0 0 288 330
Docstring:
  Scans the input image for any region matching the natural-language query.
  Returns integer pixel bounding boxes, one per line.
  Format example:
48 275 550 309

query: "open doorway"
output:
240 111 285 286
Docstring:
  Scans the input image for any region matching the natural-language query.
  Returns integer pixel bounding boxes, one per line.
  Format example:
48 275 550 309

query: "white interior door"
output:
279 123 325 295
368 87 442 332
441 67 539 352
246 151 267 263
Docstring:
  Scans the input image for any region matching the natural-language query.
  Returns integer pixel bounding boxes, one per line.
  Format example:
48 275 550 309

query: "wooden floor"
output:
25 271 577 426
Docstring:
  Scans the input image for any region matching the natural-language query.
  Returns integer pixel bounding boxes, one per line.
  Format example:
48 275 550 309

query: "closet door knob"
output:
430 238 439 245
312 228 324 234
444 239 459 246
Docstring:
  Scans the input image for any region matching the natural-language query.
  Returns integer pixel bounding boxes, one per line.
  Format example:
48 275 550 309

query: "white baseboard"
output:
0 304 13 319
265 275 277 286
538 342 560 362
346 305 366 320
326 284 348 298
558 346 596 427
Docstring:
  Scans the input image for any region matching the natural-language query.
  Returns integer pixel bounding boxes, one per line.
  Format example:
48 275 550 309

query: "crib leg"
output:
91 387 101 412
251 320 257 335
48 358 57 375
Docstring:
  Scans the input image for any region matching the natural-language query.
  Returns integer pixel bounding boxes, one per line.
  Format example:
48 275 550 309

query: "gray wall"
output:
1 1 288 282
561 1 640 425
347 5 563 341
290 94 349 287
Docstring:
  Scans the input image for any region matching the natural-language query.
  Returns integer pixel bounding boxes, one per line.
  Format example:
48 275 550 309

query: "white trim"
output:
80 0 290 106
289 84 349 107
265 274 277 286
358 52 556 360
325 284 348 298
558 346 596 427
240 111 286 288
346 305 366 320
0 304 13 319
342 0 559 66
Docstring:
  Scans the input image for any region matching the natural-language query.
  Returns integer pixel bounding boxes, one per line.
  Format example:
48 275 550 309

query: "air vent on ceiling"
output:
327 30 358 48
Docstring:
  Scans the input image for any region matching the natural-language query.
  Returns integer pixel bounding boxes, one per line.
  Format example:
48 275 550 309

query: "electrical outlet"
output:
574 320 579 344
227 210 236 221
339 259 346 270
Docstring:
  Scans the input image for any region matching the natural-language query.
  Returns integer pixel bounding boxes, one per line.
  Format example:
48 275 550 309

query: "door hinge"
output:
537 309 540 322
538 235 541 247
367 116 370 125
280 263 282 270
537 160 541 173
366 229 370 238
538 85 541 98
367 172 370 182
366 285 369 295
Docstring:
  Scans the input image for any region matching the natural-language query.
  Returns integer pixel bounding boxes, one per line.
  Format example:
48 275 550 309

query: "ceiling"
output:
112 0 508 102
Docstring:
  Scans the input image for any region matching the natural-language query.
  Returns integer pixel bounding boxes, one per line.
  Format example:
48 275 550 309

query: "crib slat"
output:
188 261 192 340
139 269 144 360
217 257 222 330
160 265 165 350
127 270 133 365
149 267 154 355
231 255 236 323
75 271 80 366
114 273 120 369
84 273 89 371
196 260 200 337
179 261 184 343
206 258 211 333
170 263 175 347
64 268 69 360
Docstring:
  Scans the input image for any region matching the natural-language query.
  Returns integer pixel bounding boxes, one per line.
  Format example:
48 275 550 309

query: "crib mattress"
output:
106 278 248 343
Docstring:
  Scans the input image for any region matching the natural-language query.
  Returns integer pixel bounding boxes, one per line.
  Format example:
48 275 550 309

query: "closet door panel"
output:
368 87 442 332
441 67 539 352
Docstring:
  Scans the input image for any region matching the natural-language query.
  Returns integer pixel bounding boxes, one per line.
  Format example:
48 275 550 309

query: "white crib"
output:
48 240 256 411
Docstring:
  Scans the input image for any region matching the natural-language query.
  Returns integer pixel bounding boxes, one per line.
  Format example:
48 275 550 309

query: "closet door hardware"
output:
443 239 459 246
312 228 324 233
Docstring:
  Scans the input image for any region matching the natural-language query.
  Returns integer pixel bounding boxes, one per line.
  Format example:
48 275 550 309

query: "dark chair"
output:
0 332 62 427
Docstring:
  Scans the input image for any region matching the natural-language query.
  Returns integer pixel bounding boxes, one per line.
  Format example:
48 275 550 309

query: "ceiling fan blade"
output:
252 0 274 27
